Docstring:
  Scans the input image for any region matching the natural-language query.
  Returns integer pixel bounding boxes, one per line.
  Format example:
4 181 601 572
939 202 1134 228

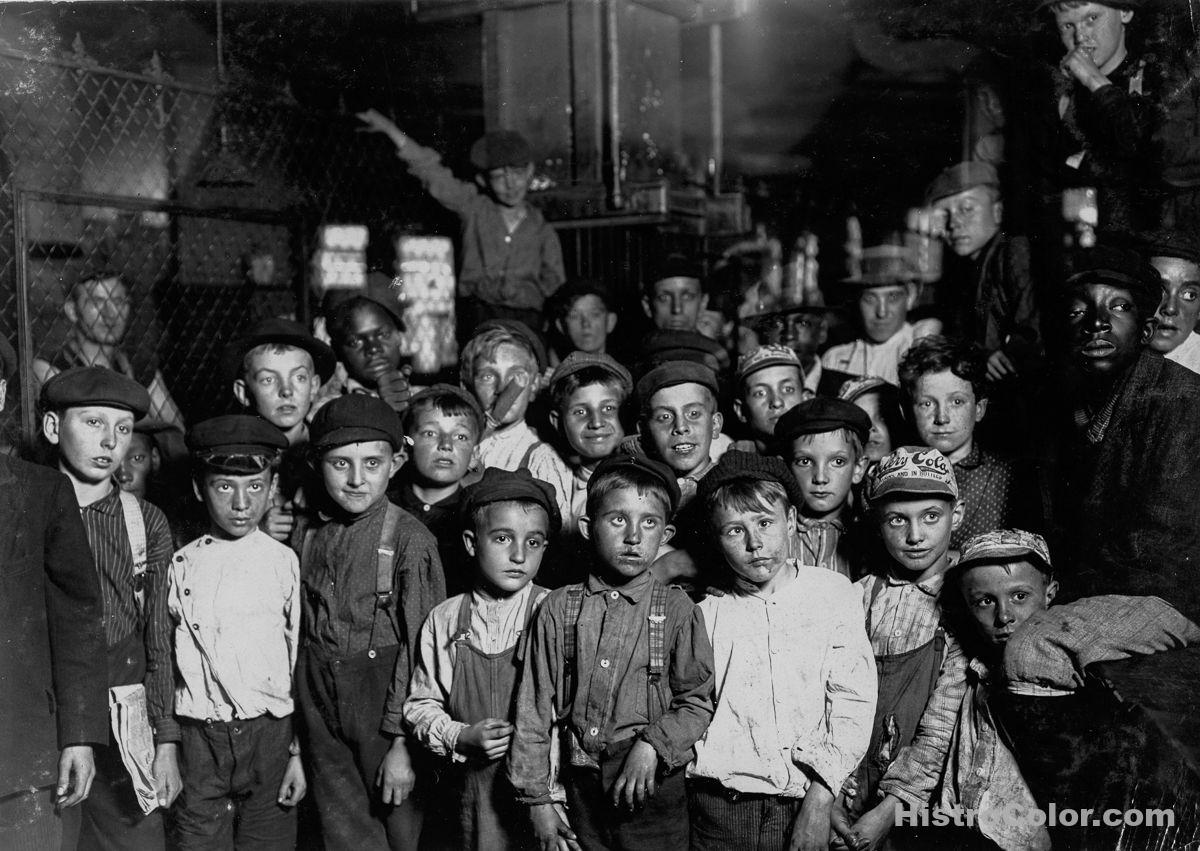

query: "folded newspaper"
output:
108 684 159 815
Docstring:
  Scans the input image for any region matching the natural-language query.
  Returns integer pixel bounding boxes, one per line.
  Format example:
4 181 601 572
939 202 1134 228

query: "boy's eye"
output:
886 516 906 527
365 459 380 469
527 537 543 549
972 597 994 610
609 516 627 526
494 534 510 544
831 457 846 467
642 517 658 529
1013 591 1030 602
117 424 131 435
923 511 941 523
1111 300 1131 312
792 457 811 468
724 527 743 538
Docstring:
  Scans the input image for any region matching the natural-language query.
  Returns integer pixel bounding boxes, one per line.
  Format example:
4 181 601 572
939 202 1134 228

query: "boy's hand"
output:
371 364 412 415
529 802 581 851
610 740 659 810
847 796 900 851
454 718 514 761
261 501 296 542
277 755 307 807
356 109 409 148
152 743 182 808
375 738 416 806
829 792 864 851
1060 46 1110 91
986 349 1017 381
55 745 95 808
788 779 833 851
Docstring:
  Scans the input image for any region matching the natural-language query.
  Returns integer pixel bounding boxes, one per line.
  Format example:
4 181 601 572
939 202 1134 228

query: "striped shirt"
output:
78 484 177 742
857 569 946 656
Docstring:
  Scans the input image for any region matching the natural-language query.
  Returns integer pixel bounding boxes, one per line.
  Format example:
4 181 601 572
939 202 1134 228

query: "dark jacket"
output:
0 456 108 796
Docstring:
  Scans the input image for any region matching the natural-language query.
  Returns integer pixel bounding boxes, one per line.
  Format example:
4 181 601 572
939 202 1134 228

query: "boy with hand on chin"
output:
509 456 715 851
403 468 558 850
296 395 445 850
170 416 305 849
688 452 876 851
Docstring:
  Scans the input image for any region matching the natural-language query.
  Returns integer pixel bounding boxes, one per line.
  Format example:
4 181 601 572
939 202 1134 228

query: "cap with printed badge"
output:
865 446 958 503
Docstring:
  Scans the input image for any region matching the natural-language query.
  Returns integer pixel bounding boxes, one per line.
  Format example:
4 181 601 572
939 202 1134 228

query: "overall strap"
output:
646 582 669 720
452 593 474 644
864 574 888 637
118 491 148 614
366 503 406 658
561 585 585 708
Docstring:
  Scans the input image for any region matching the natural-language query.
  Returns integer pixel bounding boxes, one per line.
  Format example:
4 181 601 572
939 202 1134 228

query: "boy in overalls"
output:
835 446 969 849
402 467 559 849
296 394 446 850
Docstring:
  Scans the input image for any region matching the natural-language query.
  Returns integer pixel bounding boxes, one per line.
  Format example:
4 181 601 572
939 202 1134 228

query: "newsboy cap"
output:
636 360 720 408
925 161 1000 206
773 397 872 447
696 449 806 513
469 130 533 171
41 366 150 418
309 394 403 451
460 467 562 536
590 454 682 517
866 446 958 503
187 414 288 457
549 351 633 396
226 317 337 383
957 528 1053 574
1063 245 1162 317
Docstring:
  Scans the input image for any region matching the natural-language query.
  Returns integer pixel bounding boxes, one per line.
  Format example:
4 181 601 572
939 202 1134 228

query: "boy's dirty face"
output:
116 432 156 498
910 370 986 463
645 383 722 477
464 500 549 597
237 347 320 431
875 495 962 575
643 277 707 333
960 560 1058 648
485 163 535 208
45 405 135 486
934 186 1001 260
790 431 867 521
735 365 803 439
1066 282 1152 381
408 409 477 487
1053 2 1133 73
560 295 614 355
1150 256 1200 355
554 382 624 462
857 285 913 344
319 439 402 515
712 495 796 587
337 304 403 387
582 486 675 584
471 343 537 428
197 468 276 540
68 277 131 347
852 392 894 463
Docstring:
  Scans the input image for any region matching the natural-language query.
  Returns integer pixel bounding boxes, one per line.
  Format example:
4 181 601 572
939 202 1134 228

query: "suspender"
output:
519 440 538 470
118 491 148 613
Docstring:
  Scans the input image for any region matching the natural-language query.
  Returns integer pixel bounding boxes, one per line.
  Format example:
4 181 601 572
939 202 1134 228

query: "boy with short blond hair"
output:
508 455 715 851
689 451 876 849
772 397 872 577
403 467 558 850
171 415 305 849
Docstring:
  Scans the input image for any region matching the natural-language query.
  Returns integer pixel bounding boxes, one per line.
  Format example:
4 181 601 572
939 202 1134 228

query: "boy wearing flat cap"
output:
688 451 875 851
296 394 446 850
643 254 708 335
1141 229 1200 373
730 344 807 455
357 109 564 335
773 397 872 578
509 455 715 851
636 360 724 503
41 366 177 849
402 468 557 850
170 416 304 849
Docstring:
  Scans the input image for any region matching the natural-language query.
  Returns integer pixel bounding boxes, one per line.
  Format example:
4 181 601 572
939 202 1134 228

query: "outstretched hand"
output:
356 109 409 148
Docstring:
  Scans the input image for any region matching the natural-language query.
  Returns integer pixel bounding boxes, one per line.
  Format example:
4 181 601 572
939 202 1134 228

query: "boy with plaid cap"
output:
729 345 807 455
835 447 969 849
687 451 876 850
402 468 557 850
358 109 564 334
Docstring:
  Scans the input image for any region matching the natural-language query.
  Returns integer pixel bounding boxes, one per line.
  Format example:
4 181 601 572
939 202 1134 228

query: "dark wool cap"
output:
226 317 338 383
187 414 288 457
925 161 1000 205
590 454 682 516
636 360 720 407
554 279 614 315
461 467 562 536
649 253 703 289
474 319 549 372
1139 229 1200 267
310 394 403 451
1063 245 1162 318
1036 0 1141 10
0 334 15 381
469 130 533 171
696 450 807 513
41 366 150 418
408 384 485 434
639 330 726 374
549 351 632 396
774 397 872 446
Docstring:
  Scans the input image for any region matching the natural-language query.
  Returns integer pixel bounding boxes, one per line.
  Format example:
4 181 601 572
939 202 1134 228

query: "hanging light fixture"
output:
195 0 255 189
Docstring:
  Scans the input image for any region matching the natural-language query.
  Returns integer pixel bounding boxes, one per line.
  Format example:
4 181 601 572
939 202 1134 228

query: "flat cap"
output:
549 352 632 396
310 394 403 450
1063 245 1162 316
925 161 1000 205
838 375 892 403
554 279 614 314
1036 0 1140 10
41 366 150 418
187 414 288 456
639 330 727 374
469 130 533 171
636 360 719 407
696 450 806 512
226 317 337 383
1139 229 1200 267
461 467 562 536
957 529 1053 574
736 345 801 386
866 446 958 503
774 397 872 446
590 454 682 516
474 319 548 372
0 334 15 382
650 253 703 286
408 384 485 434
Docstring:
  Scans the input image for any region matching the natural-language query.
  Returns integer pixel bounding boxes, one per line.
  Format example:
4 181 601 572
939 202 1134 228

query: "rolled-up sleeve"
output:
640 605 715 770
403 608 467 760
397 139 480 216
143 506 179 744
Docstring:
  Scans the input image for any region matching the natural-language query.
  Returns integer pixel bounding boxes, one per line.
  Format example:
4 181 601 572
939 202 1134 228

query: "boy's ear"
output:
784 505 797 537
577 515 592 541
42 411 62 445
950 499 965 532
975 397 989 423
660 522 677 546
232 379 251 409
732 398 747 425
711 411 724 437
699 293 710 312
852 454 869 485
475 174 488 191
641 297 653 320
268 472 280 503
555 317 567 337
1138 316 1157 346
462 528 477 557
548 409 560 432
1044 577 1059 606
150 446 162 473
0 378 6 414
390 449 407 476
904 284 920 311
192 479 204 504
992 200 1004 226
606 312 618 334
63 298 79 326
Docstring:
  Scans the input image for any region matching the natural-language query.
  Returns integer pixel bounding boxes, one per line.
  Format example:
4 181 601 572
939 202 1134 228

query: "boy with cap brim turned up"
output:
357 109 564 335
41 366 177 850
402 468 557 850
295 395 446 850
687 451 876 850
508 455 715 851
170 416 305 849
730 344 807 455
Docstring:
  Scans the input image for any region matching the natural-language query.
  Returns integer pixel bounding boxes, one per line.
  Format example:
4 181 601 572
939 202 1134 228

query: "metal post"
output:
605 0 622 209
710 22 723 192
12 189 34 439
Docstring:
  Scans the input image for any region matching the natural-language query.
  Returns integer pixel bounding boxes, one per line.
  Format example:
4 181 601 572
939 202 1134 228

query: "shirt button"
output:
192 623 200 630
609 591 619 600
184 589 191 596
600 659 610 668
893 630 902 637
589 727 599 737
423 504 431 512
174 555 184 563
505 235 512 244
